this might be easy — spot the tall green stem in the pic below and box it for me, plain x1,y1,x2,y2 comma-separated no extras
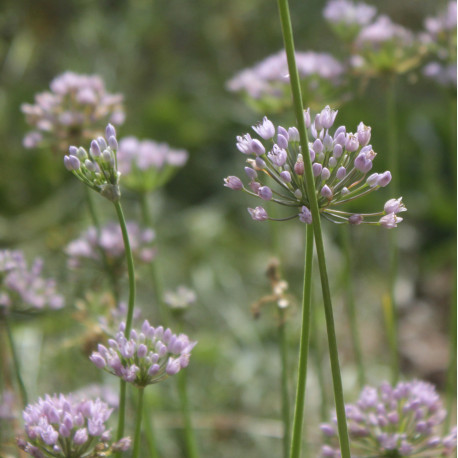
340,226,365,388
276,0,351,456
289,225,314,458
139,193,168,325
177,370,199,458
143,391,160,458
386,75,400,384
278,307,291,458
132,388,145,458
113,200,136,444
4,315,28,407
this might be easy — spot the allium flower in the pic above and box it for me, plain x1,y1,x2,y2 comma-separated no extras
227,50,344,110
117,136,189,193
65,221,155,272
164,286,197,311
22,72,124,153
323,0,377,40
90,320,197,387
64,124,121,202
224,107,405,228
320,380,457,457
0,250,64,312
353,15,425,75
17,393,130,458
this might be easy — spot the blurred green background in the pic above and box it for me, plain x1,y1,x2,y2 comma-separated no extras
0,0,456,456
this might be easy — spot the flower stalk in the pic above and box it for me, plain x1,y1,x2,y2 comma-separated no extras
132,388,145,458
275,0,351,456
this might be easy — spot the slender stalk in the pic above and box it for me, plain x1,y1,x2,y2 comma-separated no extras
177,370,199,458
139,192,168,325
340,226,365,388
113,201,136,336
113,200,136,444
132,388,145,458
143,391,160,458
386,75,400,384
4,315,28,407
275,0,351,455
278,307,291,458
289,225,314,458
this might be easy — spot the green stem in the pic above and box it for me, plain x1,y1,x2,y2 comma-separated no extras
444,274,457,434
4,315,28,407
177,370,199,458
113,201,136,336
278,307,291,458
139,192,168,325
113,200,136,445
132,388,145,458
143,391,160,458
340,226,365,388
276,0,350,456
386,75,400,385
289,225,314,458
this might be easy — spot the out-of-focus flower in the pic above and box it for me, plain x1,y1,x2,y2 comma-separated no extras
320,380,457,457
117,137,189,193
65,221,155,273
22,72,124,153
64,124,121,202
323,0,377,40
17,393,130,458
227,50,345,111
164,286,196,312
0,389,17,420
90,320,196,387
0,250,64,313
421,1,457,87
72,384,119,409
224,107,404,228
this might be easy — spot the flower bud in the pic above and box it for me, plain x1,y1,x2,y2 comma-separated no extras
90,140,101,157
294,155,304,175
277,134,288,149
251,139,265,156
376,171,392,187
224,176,243,190
248,206,268,221
253,116,275,140
357,122,371,146
321,185,333,199
313,163,322,176
258,186,273,200
106,123,116,140
244,167,257,180
64,155,81,171
336,166,346,180
280,170,292,182
299,206,312,224
345,133,359,152
321,167,331,180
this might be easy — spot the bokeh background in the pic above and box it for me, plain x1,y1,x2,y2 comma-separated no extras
0,0,456,456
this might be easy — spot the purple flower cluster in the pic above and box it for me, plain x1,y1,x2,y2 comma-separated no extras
224,106,405,228
0,250,64,312
323,0,377,28
117,136,189,193
320,380,457,457
421,1,457,87
90,320,197,387
227,50,344,102
22,72,124,152
18,393,130,458
65,221,155,270
64,124,121,202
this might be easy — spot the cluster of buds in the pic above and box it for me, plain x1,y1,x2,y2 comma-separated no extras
224,106,406,228
22,72,124,152
117,136,189,193
65,221,155,271
17,393,130,458
0,249,64,313
227,50,344,111
320,380,457,457
64,124,121,202
90,320,197,387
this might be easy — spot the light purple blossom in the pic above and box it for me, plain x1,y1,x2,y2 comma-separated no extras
323,0,377,27
64,124,121,202
65,221,155,272
18,393,130,457
0,250,64,312
90,320,197,387
225,107,404,227
320,380,456,457
22,72,124,153
117,136,189,193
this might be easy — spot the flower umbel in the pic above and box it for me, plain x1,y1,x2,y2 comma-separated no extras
320,380,457,457
17,393,131,458
22,72,124,152
90,320,197,387
225,107,405,228
64,124,121,202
